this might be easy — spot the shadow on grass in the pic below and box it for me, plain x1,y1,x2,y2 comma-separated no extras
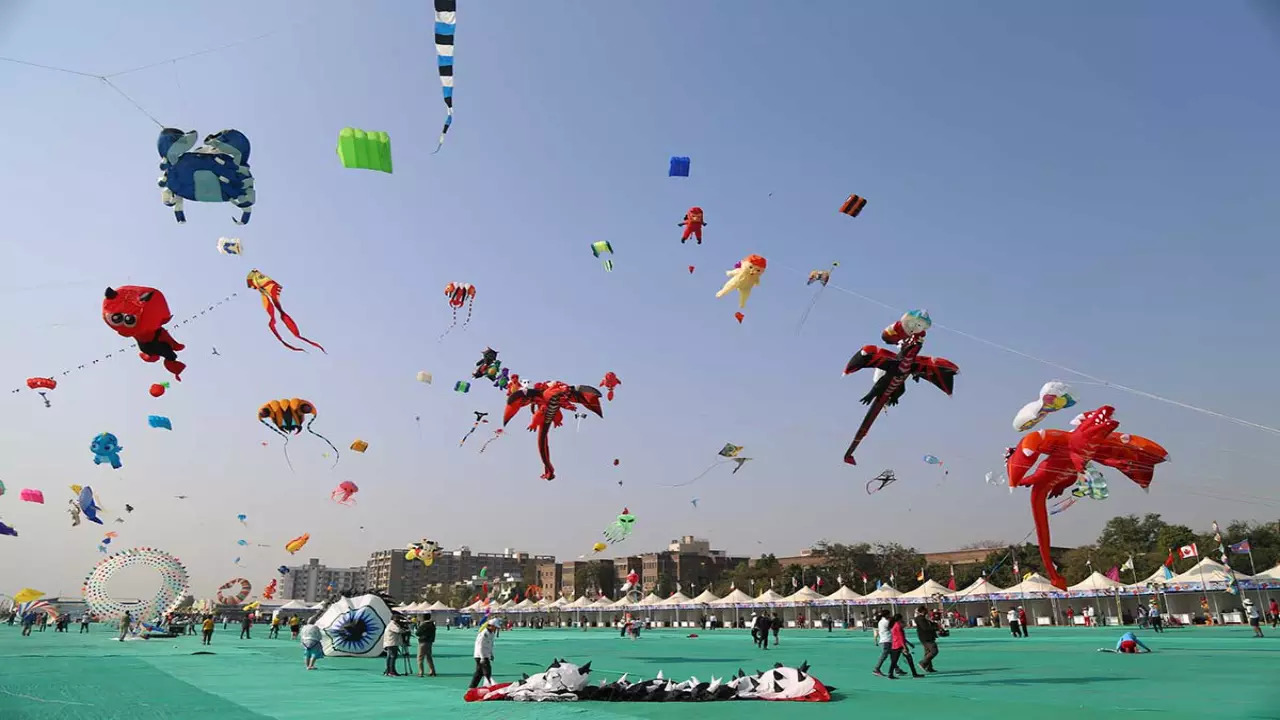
964,676,1133,686
928,667,1012,677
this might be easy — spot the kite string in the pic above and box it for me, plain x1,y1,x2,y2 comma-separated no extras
770,260,1280,437
99,78,164,128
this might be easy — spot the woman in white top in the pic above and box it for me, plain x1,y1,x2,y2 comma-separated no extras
299,618,324,670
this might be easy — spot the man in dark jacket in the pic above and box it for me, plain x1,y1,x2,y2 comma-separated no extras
914,606,940,673
416,613,437,677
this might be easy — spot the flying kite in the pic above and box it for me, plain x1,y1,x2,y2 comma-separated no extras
600,372,621,401
1012,381,1078,431
417,371,433,384
246,270,326,353
602,508,636,544
842,311,957,464
68,499,81,527
20,489,44,504
337,127,393,173
0,521,16,537
866,470,897,495
149,383,169,398
285,533,310,554
679,207,706,244
839,194,867,217
257,398,339,471
440,283,476,340
25,377,55,408
350,439,369,453
1006,405,1169,589
91,432,124,469
157,128,255,224
103,286,186,380
432,1,456,153
479,428,505,453
406,540,440,566
668,156,691,177
237,514,247,525
716,254,767,320
590,242,614,272
148,415,172,430
331,480,359,505
78,485,104,525
217,237,242,255
719,444,744,458
798,262,840,331
922,455,947,476
460,411,489,447
454,381,471,393
503,381,604,480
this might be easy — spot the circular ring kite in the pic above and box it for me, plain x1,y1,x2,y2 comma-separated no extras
216,578,252,605
82,547,190,622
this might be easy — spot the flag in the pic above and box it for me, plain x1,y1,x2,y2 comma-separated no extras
916,569,925,582
1178,544,1198,559
1013,559,1020,576
1163,550,1175,568
792,576,798,589
1162,565,1173,580
1120,555,1134,572
875,579,882,590
1229,540,1251,554
1106,566,1120,582
860,572,868,583
948,564,956,591
1086,558,1093,568
889,572,895,585
816,576,824,588
837,574,844,586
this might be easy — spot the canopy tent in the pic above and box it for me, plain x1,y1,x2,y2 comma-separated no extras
689,589,721,604
659,592,692,606
900,579,951,599
635,593,664,607
783,586,825,604
861,584,903,600
1000,573,1064,596
949,577,1004,600
512,598,536,610
589,596,615,608
565,596,594,609
1253,564,1280,582
546,596,570,608
753,589,787,604
276,599,312,611
1166,558,1254,587
1068,572,1127,593
711,589,755,606
424,600,453,612
823,586,863,602
609,596,632,608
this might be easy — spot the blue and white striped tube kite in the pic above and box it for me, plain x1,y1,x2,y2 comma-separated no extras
433,1,456,153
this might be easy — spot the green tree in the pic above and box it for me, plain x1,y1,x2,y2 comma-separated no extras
1097,513,1166,552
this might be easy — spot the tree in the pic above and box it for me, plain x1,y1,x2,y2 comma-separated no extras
1097,513,1166,552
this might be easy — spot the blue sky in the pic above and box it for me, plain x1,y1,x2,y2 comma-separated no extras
1,1,1278,598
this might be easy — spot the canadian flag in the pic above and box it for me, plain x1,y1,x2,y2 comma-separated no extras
1178,543,1199,559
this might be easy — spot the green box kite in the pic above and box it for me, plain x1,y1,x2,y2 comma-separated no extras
337,127,393,173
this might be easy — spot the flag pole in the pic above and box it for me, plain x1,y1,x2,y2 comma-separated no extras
1192,553,1220,622
1246,543,1266,609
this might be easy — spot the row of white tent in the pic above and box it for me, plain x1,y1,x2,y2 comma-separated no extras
393,559,1279,613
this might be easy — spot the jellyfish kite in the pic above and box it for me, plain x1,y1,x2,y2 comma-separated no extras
103,286,186,380
331,480,359,505
439,282,477,340
157,128,254,224
246,270,326,353
603,508,636,544
258,398,339,471
591,242,614,272
1006,405,1169,590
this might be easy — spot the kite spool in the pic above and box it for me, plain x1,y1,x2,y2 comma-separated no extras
82,548,190,622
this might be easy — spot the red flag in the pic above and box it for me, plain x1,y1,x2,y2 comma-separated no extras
1178,543,1199,559
1105,566,1121,582
948,564,956,591
1164,550,1175,568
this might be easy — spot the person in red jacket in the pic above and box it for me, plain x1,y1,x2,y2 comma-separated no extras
887,614,925,679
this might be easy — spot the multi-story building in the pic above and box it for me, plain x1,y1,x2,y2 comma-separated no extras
283,558,368,602
536,561,562,599
560,559,616,598
366,547,554,601
632,536,748,596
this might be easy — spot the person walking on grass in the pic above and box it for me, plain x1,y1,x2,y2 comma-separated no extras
771,612,781,645
1269,597,1278,629
383,614,405,676
269,615,281,638
914,606,940,673
1244,599,1264,638
872,610,894,677
469,618,499,689
1148,603,1163,633
300,615,324,670
416,613,437,677
290,614,301,640
1017,606,1030,637
79,612,91,634
1007,606,1021,638
117,611,132,641
202,615,215,645
239,614,253,640
888,613,925,679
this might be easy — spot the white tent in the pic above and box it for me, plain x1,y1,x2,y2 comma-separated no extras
277,599,313,611
783,586,825,604
823,586,863,602
660,592,692,606
547,596,570,608
635,593,663,607
1068,572,1127,593
754,589,787,604
712,589,755,606
609,596,632,608
566,596,594,608
589,596,615,608
862,584,903,600
901,580,952,599
689,589,721,604
1002,573,1064,595
512,598,536,610
1253,564,1280,582
949,577,1003,600
1167,558,1254,587
425,601,453,612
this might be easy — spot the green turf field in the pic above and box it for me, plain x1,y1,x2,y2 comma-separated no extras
1,623,1275,719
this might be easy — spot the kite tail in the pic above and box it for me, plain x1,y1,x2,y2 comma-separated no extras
276,306,327,354
660,459,728,488
795,286,826,333
460,298,474,329
438,308,458,342
263,299,306,352
260,418,295,474
305,417,340,468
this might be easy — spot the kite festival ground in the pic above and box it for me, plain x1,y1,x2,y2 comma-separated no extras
1,624,1275,719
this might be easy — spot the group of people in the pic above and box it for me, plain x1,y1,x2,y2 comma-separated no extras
872,607,941,679
1007,606,1031,637
749,611,782,648
378,612,441,678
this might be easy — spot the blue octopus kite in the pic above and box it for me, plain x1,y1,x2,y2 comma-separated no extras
157,128,255,225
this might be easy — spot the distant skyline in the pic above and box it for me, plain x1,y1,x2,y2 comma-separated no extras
1,1,1278,600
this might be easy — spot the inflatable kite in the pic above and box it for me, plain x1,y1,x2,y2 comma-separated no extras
103,286,186,380
285,533,310,554
1006,405,1169,589
715,254,767,317
417,371,433,384
216,578,252,605
591,542,607,554
331,480,359,505
841,311,957,465
440,282,476,340
258,398,339,470
0,520,17,537
839,194,867,217
669,156,691,177
1012,381,1078,431
679,207,706,244
317,593,393,658
149,382,169,397
922,455,947,476
14,588,43,605
503,381,604,480
350,439,369,453
465,660,831,702
406,540,440,566
78,485,104,525
600,372,621,401
798,262,840,331
591,241,614,272
157,128,254,224
148,415,172,430
82,548,190,623
262,579,278,600
20,488,43,504
217,237,242,255
432,0,456,153
602,508,636,544
454,380,471,393
14,600,58,623
25,377,55,407
246,270,326,353
91,432,124,469
337,127,393,172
